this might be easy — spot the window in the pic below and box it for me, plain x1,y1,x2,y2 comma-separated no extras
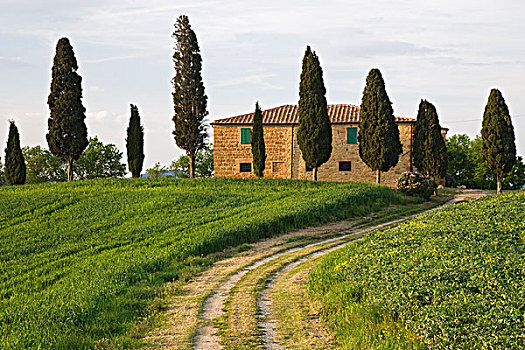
346,127,357,144
272,162,284,173
339,161,351,171
240,128,251,144
239,163,252,173
305,164,313,172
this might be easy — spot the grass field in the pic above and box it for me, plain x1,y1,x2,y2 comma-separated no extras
0,177,404,349
309,191,525,349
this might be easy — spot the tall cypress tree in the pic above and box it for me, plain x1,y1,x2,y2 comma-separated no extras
297,46,332,181
358,68,402,184
4,120,26,185
481,89,516,194
251,102,266,177
47,37,88,181
172,15,208,179
413,100,448,193
126,104,145,178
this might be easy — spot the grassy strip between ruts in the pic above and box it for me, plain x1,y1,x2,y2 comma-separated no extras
309,191,525,349
271,255,335,349
214,195,450,350
215,240,345,349
0,177,404,349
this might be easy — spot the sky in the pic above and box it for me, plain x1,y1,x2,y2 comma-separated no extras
1,0,525,171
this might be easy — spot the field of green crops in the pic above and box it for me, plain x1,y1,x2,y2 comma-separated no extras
0,177,403,349
309,191,525,349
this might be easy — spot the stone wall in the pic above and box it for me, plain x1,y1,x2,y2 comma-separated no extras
213,122,414,187
214,125,293,178
292,123,413,186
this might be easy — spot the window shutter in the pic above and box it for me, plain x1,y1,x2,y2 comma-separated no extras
347,127,357,144
240,128,251,144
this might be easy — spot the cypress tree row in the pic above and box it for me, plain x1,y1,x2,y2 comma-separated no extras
172,15,208,179
47,37,88,182
358,68,402,184
126,104,145,178
251,102,266,177
413,100,448,193
4,120,26,185
297,46,332,181
481,89,516,194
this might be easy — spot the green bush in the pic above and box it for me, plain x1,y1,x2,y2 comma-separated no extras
397,172,436,199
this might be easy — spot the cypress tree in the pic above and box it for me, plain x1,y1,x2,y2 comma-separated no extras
172,15,208,179
126,104,145,178
47,37,88,181
4,120,26,185
251,102,266,177
358,68,402,184
413,100,448,194
481,89,516,194
297,46,332,181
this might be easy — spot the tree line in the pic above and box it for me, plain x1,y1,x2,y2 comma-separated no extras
447,134,524,190
2,15,518,194
2,15,208,185
250,45,516,194
252,47,445,186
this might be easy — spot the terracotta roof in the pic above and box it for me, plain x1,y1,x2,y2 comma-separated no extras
211,104,415,125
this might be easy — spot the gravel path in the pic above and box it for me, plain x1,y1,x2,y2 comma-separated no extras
256,194,484,349
145,191,489,349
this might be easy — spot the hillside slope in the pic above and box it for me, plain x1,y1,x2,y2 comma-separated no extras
310,191,525,349
0,178,400,348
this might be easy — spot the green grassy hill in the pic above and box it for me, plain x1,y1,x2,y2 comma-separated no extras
0,178,401,349
309,191,525,349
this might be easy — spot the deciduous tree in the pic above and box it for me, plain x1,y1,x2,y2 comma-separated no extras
447,134,524,190
146,162,169,179
358,69,402,184
297,46,332,181
481,89,516,193
23,146,66,183
170,145,214,178
172,15,208,179
4,120,26,185
47,37,88,181
74,137,126,180
251,102,266,177
446,134,473,183
126,104,145,178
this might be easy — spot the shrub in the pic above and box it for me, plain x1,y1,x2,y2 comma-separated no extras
396,172,436,199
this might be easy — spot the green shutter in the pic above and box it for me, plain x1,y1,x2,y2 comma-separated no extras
240,128,251,144
347,127,357,144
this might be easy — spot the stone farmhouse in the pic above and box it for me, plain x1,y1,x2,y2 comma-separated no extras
212,104,447,186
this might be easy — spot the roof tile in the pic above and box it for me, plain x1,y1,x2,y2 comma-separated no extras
212,104,414,125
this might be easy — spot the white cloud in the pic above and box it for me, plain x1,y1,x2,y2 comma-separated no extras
216,73,281,89
87,110,126,124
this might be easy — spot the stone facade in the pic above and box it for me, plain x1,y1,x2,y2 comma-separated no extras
213,122,415,187
212,104,448,187
213,124,294,179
